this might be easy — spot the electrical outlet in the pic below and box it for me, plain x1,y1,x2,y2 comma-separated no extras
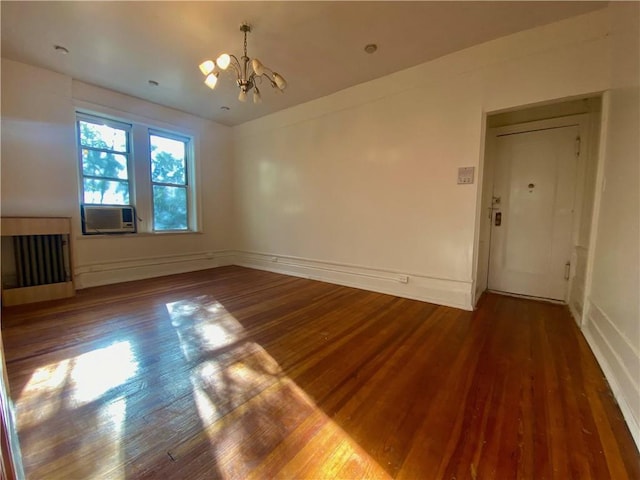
398,275,409,284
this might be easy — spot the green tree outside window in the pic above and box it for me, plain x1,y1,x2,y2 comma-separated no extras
150,134,189,231
79,119,130,204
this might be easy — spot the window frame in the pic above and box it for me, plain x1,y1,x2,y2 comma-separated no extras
76,113,133,206
74,109,200,235
148,129,193,232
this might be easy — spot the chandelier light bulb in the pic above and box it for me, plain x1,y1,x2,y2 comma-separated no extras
238,89,248,102
216,53,231,70
273,73,287,90
253,89,262,104
204,73,218,89
252,58,265,76
199,60,215,76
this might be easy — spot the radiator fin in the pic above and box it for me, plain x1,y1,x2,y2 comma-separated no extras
13,234,68,287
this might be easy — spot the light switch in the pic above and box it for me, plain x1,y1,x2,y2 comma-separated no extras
457,166,475,184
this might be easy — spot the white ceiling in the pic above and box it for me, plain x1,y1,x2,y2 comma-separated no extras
1,1,606,126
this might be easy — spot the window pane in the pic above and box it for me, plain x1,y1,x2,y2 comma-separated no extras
153,185,187,230
79,121,128,152
84,179,130,205
82,149,128,179
150,134,186,185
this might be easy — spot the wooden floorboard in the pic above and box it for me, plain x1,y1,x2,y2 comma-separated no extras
2,266,638,479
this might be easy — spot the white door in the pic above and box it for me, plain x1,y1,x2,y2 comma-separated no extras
488,125,578,301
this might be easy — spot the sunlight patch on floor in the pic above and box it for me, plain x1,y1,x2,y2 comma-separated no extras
16,342,137,479
70,341,138,405
18,359,70,429
167,298,243,361
168,296,391,479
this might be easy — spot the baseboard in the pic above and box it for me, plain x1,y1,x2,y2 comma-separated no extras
233,250,474,310
74,250,235,288
583,298,640,450
75,250,474,309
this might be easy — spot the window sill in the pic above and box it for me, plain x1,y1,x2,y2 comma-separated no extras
76,230,203,240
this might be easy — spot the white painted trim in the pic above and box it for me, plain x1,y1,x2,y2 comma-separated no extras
0,348,25,480
472,110,488,307
569,244,589,324
73,98,200,138
569,301,582,326
581,92,610,328
75,250,235,288
74,250,473,309
583,298,640,451
492,113,588,137
233,251,474,310
569,280,585,322
587,300,640,394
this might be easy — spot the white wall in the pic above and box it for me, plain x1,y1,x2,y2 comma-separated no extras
1,59,235,288
233,9,610,309
583,3,640,448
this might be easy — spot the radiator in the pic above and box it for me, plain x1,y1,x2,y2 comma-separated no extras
13,234,69,287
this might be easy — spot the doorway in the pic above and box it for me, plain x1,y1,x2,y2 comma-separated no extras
488,124,579,300
476,97,602,311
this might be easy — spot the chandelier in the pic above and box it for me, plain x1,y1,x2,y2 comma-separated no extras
198,24,287,103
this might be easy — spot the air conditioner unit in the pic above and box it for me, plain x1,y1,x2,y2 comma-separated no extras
82,205,136,234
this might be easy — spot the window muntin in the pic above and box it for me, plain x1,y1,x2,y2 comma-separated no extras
149,132,190,231
78,116,131,205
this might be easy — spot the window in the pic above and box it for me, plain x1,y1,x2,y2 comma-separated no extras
150,132,189,231
76,112,197,234
78,115,131,205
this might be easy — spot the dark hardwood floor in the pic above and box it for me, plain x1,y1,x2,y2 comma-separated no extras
1,266,638,479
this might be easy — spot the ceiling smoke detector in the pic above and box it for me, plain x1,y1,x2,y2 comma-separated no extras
364,44,378,54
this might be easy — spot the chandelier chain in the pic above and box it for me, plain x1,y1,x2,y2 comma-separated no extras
243,29,248,59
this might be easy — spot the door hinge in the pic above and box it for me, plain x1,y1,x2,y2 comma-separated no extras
564,261,571,281
575,136,581,157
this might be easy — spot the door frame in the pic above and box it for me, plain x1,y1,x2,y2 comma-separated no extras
474,112,595,308
0,329,24,480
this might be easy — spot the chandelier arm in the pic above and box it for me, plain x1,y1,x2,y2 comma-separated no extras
256,66,283,89
226,55,242,76
254,72,278,89
251,61,276,78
